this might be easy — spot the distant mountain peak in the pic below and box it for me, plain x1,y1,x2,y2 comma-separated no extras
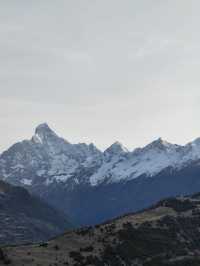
144,137,174,151
32,123,58,144
190,137,200,146
104,141,129,156
35,123,56,135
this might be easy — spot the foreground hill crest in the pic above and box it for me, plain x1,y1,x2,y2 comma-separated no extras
3,193,200,266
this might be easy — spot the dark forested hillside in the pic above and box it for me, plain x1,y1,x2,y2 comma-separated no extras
2,193,200,265
0,180,71,245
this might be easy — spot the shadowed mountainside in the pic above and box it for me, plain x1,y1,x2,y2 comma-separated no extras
2,193,200,265
0,180,72,245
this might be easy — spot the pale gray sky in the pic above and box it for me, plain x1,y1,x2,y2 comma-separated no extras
1,0,200,151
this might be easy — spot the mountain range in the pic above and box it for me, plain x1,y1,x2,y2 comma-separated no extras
1,123,200,225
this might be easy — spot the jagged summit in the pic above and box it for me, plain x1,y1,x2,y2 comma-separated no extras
35,123,54,134
104,141,129,155
32,123,59,144
144,137,175,150
189,137,200,147
34,123,57,136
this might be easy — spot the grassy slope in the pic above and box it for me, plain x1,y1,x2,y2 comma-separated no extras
1,195,200,265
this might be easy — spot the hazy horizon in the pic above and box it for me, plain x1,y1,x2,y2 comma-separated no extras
1,1,200,151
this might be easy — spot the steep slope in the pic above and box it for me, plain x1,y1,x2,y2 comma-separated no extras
39,160,200,225
91,137,200,185
0,123,102,188
0,180,71,245
1,123,200,225
2,194,200,266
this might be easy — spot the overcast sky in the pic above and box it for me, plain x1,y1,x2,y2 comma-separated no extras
0,0,200,151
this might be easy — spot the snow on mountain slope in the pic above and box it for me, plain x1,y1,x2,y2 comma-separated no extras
0,123,103,187
90,138,180,185
1,123,200,189
90,137,200,185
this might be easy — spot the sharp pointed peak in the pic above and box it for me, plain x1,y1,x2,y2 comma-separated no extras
35,123,53,133
188,137,200,147
153,137,168,145
105,141,129,154
32,123,58,144
144,137,174,151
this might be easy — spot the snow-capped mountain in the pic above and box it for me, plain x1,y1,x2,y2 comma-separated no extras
0,123,103,187
1,123,200,225
90,137,200,186
1,123,200,189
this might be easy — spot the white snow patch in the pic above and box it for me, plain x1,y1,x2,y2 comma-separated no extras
21,178,32,186
32,133,43,144
54,174,72,182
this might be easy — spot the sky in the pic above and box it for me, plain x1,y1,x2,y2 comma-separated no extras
0,0,200,152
